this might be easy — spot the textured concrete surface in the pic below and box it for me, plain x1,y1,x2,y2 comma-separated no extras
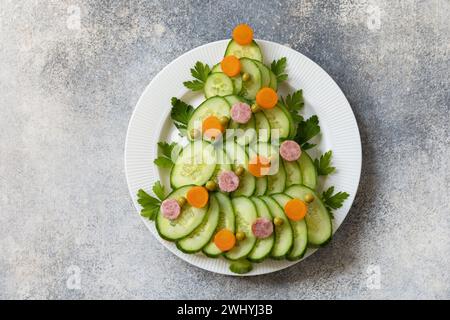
0,0,449,299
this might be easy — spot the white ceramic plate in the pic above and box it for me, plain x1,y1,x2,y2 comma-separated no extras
125,40,362,276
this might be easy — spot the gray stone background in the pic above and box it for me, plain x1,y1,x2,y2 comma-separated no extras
0,0,449,299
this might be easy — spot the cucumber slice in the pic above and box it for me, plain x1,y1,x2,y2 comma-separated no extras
259,196,293,259
254,111,271,142
170,141,217,188
232,170,256,197
298,151,317,190
253,176,267,196
269,70,278,91
225,197,258,260
203,192,236,257
239,58,262,100
285,185,332,246
204,72,234,98
210,149,232,184
225,40,263,62
248,141,278,161
266,159,286,195
223,141,256,197
277,103,296,139
248,197,275,262
187,97,230,139
284,159,302,187
271,193,308,260
253,60,271,88
229,115,256,146
224,140,248,167
176,194,220,253
156,186,209,241
212,65,242,95
262,106,291,139
223,94,244,107
229,259,253,274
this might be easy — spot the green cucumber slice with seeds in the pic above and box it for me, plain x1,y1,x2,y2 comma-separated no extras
229,115,257,146
212,64,243,95
266,159,286,195
271,193,308,260
262,106,291,140
284,159,302,187
232,169,256,197
254,111,271,142
224,197,258,260
223,94,244,106
203,192,236,257
285,185,332,246
187,97,230,139
156,186,209,241
223,141,256,197
253,60,271,88
247,197,275,262
298,151,317,190
204,72,234,98
239,58,262,100
225,40,263,62
176,193,220,253
269,70,278,91
210,149,232,184
253,176,268,196
277,103,297,139
259,196,293,259
170,141,217,188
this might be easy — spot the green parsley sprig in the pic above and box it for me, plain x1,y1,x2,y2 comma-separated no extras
170,97,194,136
321,186,349,218
183,61,211,91
137,181,166,221
314,151,336,176
271,57,288,84
294,115,321,150
154,141,181,169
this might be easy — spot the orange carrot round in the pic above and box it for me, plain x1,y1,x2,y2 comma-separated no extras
284,198,307,221
248,156,271,178
202,115,224,139
214,229,236,252
256,87,278,109
221,56,241,77
232,24,254,45
186,186,209,208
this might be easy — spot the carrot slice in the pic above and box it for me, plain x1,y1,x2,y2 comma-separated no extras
248,156,271,177
284,198,307,221
232,24,254,45
221,56,241,77
202,115,224,139
186,186,209,208
214,229,236,252
256,87,278,109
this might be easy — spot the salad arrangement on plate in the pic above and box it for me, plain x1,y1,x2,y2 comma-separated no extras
137,24,349,274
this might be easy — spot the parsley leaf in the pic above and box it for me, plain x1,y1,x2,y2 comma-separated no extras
152,181,165,201
183,80,205,91
183,61,211,91
154,141,181,169
137,189,161,221
279,89,304,134
170,97,194,136
321,186,349,216
314,151,336,176
271,57,288,84
294,115,320,149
